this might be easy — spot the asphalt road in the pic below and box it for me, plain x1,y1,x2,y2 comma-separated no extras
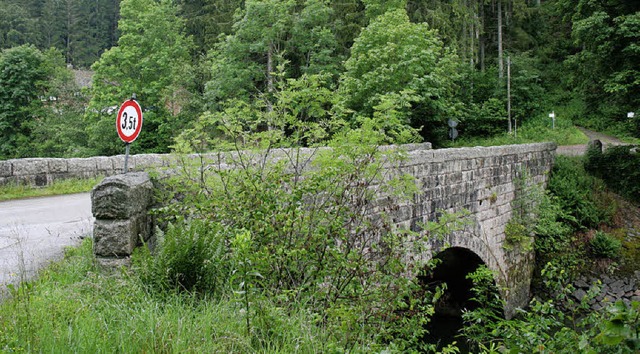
0,193,93,294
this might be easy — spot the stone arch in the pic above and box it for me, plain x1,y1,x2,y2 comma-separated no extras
423,223,514,317
420,246,503,349
421,247,497,316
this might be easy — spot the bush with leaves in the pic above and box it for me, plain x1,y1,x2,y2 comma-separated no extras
596,300,640,351
547,156,613,230
133,218,230,296
148,90,470,350
461,262,640,353
589,231,622,260
585,145,640,205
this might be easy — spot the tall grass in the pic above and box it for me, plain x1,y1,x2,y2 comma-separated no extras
0,176,102,201
0,240,342,353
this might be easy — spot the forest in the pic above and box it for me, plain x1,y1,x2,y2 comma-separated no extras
0,0,638,159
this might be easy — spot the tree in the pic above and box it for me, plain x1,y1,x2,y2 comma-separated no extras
87,0,192,155
337,7,458,144
0,1,39,48
564,1,640,134
1,0,120,68
27,48,92,157
176,0,243,55
0,45,51,158
205,0,339,111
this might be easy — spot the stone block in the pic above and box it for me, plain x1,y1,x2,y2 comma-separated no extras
0,160,12,177
91,172,153,219
12,158,48,176
132,154,163,170
111,155,126,173
48,159,68,173
95,156,114,174
93,216,147,257
68,158,97,176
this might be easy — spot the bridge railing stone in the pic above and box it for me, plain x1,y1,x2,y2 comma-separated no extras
91,172,154,266
0,144,434,187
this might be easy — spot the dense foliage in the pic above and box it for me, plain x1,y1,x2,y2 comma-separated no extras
585,144,640,204
0,0,119,68
138,94,464,351
86,0,192,156
462,263,640,353
0,0,638,159
0,45,89,158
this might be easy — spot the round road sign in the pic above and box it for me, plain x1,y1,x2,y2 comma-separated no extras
116,99,143,143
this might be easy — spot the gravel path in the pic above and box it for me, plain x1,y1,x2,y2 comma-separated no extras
556,127,628,156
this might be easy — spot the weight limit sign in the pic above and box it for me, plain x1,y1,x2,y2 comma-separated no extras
116,99,143,143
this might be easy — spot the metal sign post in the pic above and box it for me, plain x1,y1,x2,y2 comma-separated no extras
124,143,131,174
116,94,143,174
549,111,555,129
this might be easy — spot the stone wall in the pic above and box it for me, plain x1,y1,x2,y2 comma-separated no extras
571,272,640,311
0,143,432,187
0,155,165,186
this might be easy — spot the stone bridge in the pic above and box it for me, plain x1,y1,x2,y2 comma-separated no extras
4,142,556,318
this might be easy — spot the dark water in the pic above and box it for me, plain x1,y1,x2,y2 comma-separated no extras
424,313,470,353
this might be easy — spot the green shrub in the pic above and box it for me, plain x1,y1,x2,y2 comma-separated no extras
548,156,612,230
133,218,230,295
533,193,575,256
148,103,477,350
585,145,640,204
461,262,635,353
590,231,622,260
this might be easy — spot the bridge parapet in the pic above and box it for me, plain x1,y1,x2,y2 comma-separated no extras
0,143,434,187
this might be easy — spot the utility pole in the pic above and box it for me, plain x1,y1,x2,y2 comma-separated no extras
507,56,512,135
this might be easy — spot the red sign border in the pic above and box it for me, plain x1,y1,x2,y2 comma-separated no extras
116,99,143,143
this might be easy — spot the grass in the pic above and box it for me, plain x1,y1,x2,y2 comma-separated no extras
0,240,341,353
0,176,103,201
447,113,588,148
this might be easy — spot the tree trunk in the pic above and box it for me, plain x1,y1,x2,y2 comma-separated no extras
66,0,72,65
497,0,504,79
266,40,274,114
471,3,477,69
479,2,485,71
